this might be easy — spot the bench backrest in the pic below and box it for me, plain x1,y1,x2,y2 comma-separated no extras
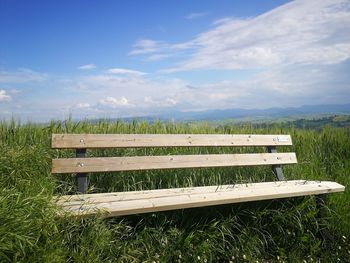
52,134,296,193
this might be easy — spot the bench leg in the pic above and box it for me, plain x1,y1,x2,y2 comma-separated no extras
77,173,88,194
316,194,331,242
76,148,88,194
267,146,285,181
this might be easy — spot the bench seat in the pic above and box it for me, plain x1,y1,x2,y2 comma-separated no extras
55,180,344,217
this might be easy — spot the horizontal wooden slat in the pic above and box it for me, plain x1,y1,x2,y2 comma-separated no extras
52,134,293,148
52,152,297,174
54,180,307,207
55,180,345,217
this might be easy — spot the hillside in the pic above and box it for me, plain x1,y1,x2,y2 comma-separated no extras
1,119,349,262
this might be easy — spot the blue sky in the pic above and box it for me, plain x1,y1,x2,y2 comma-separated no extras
0,0,349,121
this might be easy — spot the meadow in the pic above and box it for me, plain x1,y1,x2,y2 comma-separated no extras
0,119,349,262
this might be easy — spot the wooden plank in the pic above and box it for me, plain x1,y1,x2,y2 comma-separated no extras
54,180,312,207
52,134,293,149
55,182,275,206
55,180,345,217
52,152,297,174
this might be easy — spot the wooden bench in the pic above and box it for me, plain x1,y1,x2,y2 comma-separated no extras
52,134,345,217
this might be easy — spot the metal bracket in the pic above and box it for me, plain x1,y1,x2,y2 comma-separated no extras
267,146,285,181
76,148,88,193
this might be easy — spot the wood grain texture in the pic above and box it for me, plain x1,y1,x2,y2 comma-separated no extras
52,152,297,174
55,182,280,207
55,180,345,217
52,134,293,149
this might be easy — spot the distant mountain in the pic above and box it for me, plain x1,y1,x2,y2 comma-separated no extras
145,103,350,122
88,104,350,124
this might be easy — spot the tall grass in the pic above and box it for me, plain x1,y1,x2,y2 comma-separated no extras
0,119,349,262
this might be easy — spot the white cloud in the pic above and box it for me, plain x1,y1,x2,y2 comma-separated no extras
76,103,91,109
64,58,349,114
147,54,174,61
129,39,165,55
179,0,350,70
144,96,177,107
131,0,350,71
66,73,188,113
1,62,349,121
0,68,47,83
290,43,350,65
99,96,133,108
186,12,208,20
78,64,96,70
212,17,233,25
106,68,146,76
0,90,11,102
129,38,197,60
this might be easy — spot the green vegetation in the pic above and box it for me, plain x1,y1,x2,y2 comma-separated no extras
1,119,349,262
205,114,350,129
285,115,350,129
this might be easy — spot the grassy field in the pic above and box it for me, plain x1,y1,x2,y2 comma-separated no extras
0,119,349,262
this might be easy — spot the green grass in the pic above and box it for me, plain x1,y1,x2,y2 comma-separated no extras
0,119,349,262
